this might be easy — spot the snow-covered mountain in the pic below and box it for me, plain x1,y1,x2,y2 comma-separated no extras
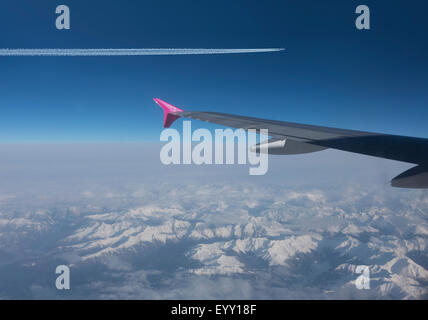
0,144,426,299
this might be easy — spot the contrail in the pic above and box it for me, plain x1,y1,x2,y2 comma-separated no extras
0,48,284,56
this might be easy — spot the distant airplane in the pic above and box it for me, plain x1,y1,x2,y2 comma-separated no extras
154,98,428,188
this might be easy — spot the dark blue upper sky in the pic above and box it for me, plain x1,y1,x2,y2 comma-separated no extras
0,0,427,141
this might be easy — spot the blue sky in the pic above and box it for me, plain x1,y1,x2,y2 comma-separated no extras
0,0,427,141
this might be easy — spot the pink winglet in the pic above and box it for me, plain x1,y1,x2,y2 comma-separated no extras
153,98,184,128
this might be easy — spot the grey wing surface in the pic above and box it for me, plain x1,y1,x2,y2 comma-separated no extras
178,111,428,166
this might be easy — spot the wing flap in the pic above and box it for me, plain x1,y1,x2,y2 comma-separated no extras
250,138,328,155
391,165,428,188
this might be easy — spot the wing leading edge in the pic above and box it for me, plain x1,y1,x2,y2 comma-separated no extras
154,98,428,188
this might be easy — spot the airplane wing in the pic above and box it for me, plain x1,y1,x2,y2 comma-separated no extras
154,98,428,188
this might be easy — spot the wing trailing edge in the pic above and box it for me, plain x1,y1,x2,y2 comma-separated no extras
391,165,428,188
